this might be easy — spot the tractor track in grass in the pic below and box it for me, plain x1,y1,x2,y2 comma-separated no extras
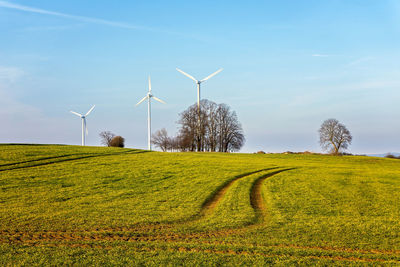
122,167,284,229
0,168,291,245
199,167,279,216
0,168,292,243
84,167,283,230
0,168,280,244
249,168,296,223
0,154,87,167
1,165,400,263
0,150,148,172
170,167,281,225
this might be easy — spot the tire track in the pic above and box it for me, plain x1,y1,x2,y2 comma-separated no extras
142,168,294,235
0,167,283,242
249,168,296,223
2,165,400,263
0,154,87,167
0,150,148,172
0,168,292,240
199,167,279,216
154,167,280,226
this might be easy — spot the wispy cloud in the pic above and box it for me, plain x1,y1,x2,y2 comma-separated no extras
22,24,82,32
0,1,151,30
0,1,204,40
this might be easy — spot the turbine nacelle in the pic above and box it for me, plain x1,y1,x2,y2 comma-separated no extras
176,68,223,85
176,67,223,109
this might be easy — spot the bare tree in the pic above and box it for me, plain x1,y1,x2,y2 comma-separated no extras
99,131,116,147
178,104,199,151
203,100,219,152
319,119,352,154
216,104,245,152
151,128,170,152
175,131,193,152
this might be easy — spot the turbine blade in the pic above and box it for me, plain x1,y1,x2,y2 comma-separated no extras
70,111,82,117
176,68,197,82
85,105,95,116
152,96,166,104
200,68,223,82
136,96,148,106
148,76,152,92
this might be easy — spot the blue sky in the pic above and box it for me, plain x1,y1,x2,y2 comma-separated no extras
0,0,399,153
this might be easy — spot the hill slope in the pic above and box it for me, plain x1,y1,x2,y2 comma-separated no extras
1,144,400,265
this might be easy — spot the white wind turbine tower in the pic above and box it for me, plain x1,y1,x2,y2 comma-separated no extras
70,105,95,146
136,76,166,150
176,68,223,112
176,68,223,151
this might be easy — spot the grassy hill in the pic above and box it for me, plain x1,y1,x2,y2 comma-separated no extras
1,144,400,265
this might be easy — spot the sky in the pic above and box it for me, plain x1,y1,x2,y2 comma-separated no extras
0,0,399,154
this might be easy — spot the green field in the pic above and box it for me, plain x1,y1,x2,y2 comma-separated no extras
1,144,400,265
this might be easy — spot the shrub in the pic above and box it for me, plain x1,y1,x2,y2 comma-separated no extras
341,152,353,156
110,136,125,148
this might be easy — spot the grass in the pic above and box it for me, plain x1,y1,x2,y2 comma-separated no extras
0,144,400,265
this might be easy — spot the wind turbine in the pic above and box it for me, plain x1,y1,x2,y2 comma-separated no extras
176,68,222,151
176,68,223,111
70,105,95,146
136,76,166,150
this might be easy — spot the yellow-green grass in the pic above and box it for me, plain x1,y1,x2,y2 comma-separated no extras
0,144,400,265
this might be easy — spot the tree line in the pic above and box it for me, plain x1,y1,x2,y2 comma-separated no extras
152,99,245,152
99,102,356,155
